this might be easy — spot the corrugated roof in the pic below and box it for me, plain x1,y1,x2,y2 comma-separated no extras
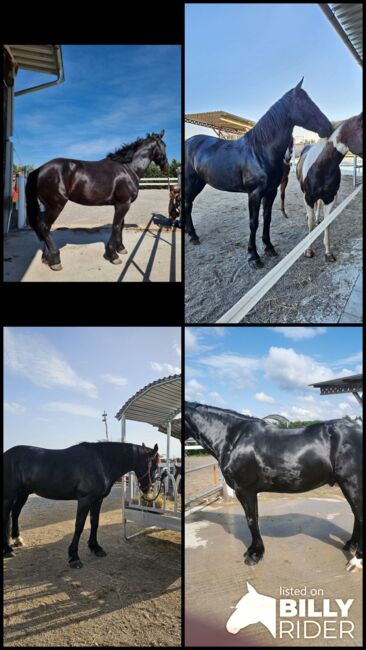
311,373,363,387
185,111,255,136
158,418,181,440
310,373,363,396
115,375,181,432
7,44,62,75
319,4,362,66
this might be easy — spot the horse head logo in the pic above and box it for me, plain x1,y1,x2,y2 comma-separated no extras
226,582,276,638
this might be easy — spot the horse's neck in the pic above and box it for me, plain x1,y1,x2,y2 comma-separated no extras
99,442,136,477
129,145,155,177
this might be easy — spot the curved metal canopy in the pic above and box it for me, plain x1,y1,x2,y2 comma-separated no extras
115,375,181,434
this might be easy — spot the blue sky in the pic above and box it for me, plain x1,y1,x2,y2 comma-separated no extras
185,327,362,421
13,45,181,169
4,327,181,456
185,3,362,139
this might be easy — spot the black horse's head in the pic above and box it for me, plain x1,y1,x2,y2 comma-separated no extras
151,130,169,172
135,442,160,495
289,78,332,138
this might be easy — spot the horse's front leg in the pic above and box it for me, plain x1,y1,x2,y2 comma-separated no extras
303,196,316,258
247,189,263,268
236,488,264,565
88,498,107,557
262,188,278,256
68,496,91,568
105,200,131,264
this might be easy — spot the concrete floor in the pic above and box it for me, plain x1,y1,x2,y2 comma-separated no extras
4,190,181,282
185,495,362,647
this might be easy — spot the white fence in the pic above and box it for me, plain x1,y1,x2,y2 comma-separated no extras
139,177,178,187
185,443,231,515
217,183,362,323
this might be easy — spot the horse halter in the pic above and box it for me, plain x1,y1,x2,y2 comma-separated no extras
136,452,160,490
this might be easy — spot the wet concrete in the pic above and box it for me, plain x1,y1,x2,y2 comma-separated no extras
185,494,362,646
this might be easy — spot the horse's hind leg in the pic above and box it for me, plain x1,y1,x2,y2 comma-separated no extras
88,498,107,557
11,492,29,547
3,501,14,557
323,196,337,262
40,201,67,270
235,488,264,565
68,496,92,568
185,165,205,244
105,200,131,264
337,477,363,570
280,175,289,217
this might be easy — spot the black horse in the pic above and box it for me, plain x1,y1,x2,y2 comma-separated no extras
185,79,333,267
26,131,169,270
185,402,362,571
4,441,159,568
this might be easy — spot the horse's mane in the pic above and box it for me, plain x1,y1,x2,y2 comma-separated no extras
245,92,292,147
189,402,263,423
106,133,158,163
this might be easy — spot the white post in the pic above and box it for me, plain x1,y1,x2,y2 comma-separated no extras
17,173,26,228
166,420,171,472
121,415,126,442
353,155,357,187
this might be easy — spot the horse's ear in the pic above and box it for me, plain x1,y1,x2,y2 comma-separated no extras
142,442,145,448
159,130,165,138
295,77,304,90
153,443,158,452
247,582,257,594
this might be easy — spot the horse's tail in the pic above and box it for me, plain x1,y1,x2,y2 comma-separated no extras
25,168,43,239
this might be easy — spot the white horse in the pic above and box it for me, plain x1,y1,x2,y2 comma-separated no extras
226,582,276,637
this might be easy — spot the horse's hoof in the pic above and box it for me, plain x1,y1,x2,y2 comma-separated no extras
12,536,24,547
244,554,261,566
343,540,357,553
248,258,263,269
111,257,122,265
50,263,63,271
304,249,314,258
346,557,362,571
190,239,200,245
325,253,336,262
94,548,107,558
264,247,278,257
69,559,83,569
4,550,15,558
120,248,128,255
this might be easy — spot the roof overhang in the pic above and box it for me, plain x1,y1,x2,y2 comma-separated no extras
319,4,363,67
4,44,65,96
185,111,255,137
115,375,181,438
310,373,363,395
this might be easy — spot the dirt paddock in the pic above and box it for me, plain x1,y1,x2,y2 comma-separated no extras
185,456,362,647
185,175,362,323
4,486,181,647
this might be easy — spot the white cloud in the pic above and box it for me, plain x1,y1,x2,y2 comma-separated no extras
151,361,181,375
173,340,181,359
255,392,276,404
264,346,341,391
209,391,226,405
44,402,101,418
4,401,26,415
185,379,206,402
333,351,362,367
198,353,260,388
101,373,128,387
270,327,327,341
4,328,97,398
185,328,200,353
241,408,252,416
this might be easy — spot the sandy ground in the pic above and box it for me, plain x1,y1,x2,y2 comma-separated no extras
185,175,362,323
185,457,362,647
4,190,181,282
4,486,181,647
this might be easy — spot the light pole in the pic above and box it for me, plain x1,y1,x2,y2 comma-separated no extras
102,410,109,441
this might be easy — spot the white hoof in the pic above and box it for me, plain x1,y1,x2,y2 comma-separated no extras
346,556,362,571
12,536,24,547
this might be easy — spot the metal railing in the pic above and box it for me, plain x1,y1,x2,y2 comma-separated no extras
185,460,225,512
139,177,178,187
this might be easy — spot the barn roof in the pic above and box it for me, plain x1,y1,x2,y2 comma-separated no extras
115,374,181,438
319,4,362,66
185,110,255,137
4,44,64,96
310,373,363,394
